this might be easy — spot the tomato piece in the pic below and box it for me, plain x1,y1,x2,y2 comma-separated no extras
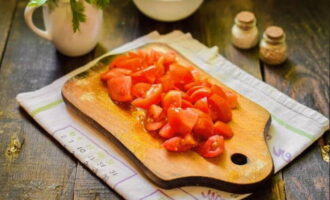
101,68,132,81
148,104,163,120
145,120,166,131
211,84,228,99
155,56,165,77
160,74,176,92
169,63,194,85
186,85,205,96
182,99,194,108
163,51,176,67
168,107,199,135
194,97,209,113
162,90,182,111
163,135,196,152
131,84,163,109
116,57,143,71
131,65,158,83
190,87,212,103
159,123,176,139
225,91,238,109
208,94,232,122
109,55,127,68
193,116,214,139
195,135,225,158
131,83,151,98
184,82,201,91
213,121,233,139
107,76,132,102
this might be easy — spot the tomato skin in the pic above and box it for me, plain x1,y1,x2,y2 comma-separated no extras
190,87,212,103
101,68,132,81
167,107,199,135
225,91,238,109
107,76,133,102
208,94,232,122
131,84,163,109
131,83,151,98
162,90,182,111
159,123,176,139
194,97,209,113
213,121,233,139
193,116,214,139
195,135,225,158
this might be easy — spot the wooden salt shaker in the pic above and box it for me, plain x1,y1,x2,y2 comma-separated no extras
259,26,288,65
231,11,259,49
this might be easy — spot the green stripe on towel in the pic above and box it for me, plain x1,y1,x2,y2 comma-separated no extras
272,115,314,140
31,99,64,117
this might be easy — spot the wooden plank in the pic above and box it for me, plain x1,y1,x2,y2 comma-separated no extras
0,1,94,199
256,0,329,199
0,0,17,63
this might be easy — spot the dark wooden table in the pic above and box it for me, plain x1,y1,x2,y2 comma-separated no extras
0,0,329,199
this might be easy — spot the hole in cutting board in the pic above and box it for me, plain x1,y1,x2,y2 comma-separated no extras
231,153,248,165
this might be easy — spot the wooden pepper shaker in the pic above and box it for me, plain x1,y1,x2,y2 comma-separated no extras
231,11,259,49
259,26,288,65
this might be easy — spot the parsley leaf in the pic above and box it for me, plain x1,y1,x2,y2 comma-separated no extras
70,0,86,32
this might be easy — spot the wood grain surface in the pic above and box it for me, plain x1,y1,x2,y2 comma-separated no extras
0,0,328,199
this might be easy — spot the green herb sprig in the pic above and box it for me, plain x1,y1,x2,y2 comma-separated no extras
28,0,109,32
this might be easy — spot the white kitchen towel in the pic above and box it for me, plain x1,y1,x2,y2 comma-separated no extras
16,31,329,200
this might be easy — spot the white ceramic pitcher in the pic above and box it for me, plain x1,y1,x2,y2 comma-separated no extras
24,0,103,57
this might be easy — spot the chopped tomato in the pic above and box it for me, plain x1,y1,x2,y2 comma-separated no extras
159,123,176,139
163,135,197,152
109,55,127,68
186,85,205,96
190,87,212,103
107,76,132,102
169,63,194,85
213,121,233,139
163,52,176,67
208,94,232,122
131,83,151,98
162,90,182,111
145,120,166,131
101,68,132,81
194,97,209,113
168,107,199,135
184,81,201,91
225,91,238,109
160,74,176,92
131,65,158,83
211,84,228,99
148,104,163,120
193,116,214,139
163,137,189,152
115,57,143,71
131,84,163,109
195,135,225,158
182,99,194,108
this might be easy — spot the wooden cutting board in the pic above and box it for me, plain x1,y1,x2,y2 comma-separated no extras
62,43,273,193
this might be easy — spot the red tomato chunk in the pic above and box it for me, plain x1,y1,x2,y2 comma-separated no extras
101,49,238,158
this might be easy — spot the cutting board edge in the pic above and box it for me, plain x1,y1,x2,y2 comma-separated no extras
62,89,274,194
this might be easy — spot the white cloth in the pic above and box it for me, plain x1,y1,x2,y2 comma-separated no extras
16,31,329,200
